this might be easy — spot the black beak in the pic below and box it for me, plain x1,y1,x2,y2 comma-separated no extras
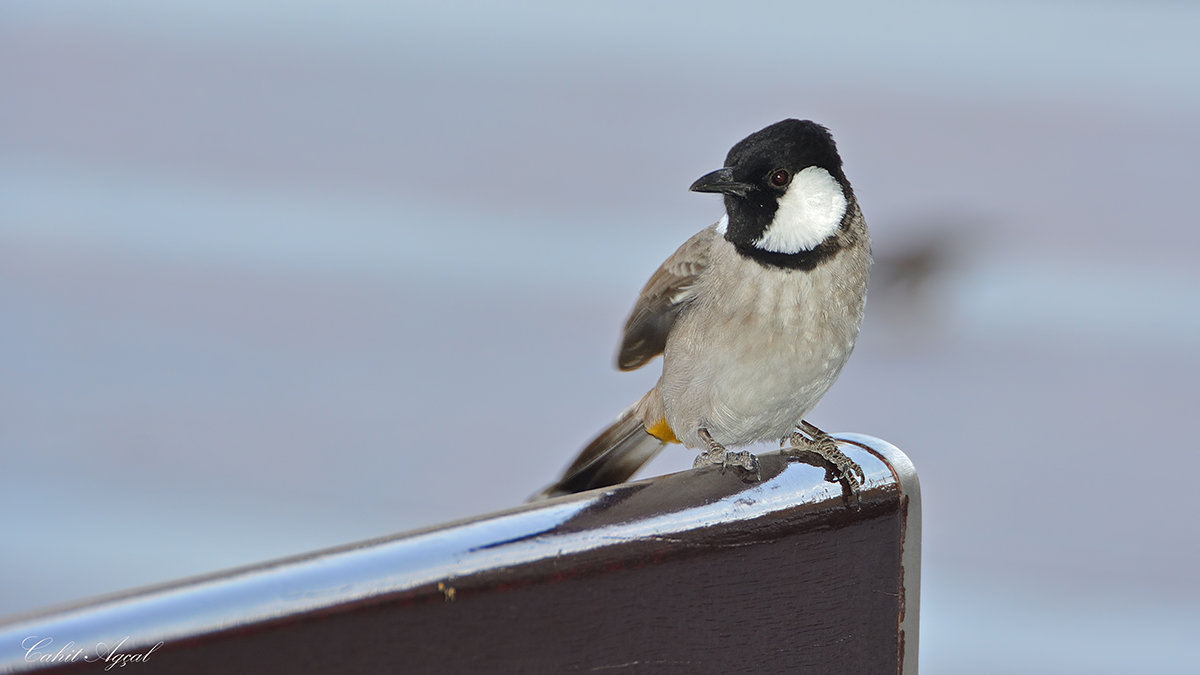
689,167,753,198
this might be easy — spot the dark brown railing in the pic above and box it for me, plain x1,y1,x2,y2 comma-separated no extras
1,433,919,674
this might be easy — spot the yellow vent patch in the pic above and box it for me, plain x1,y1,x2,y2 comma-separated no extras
645,418,680,444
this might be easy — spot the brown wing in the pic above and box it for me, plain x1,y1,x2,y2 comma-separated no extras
617,225,717,371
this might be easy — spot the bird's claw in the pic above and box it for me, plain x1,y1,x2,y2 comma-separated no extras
694,429,761,481
785,424,864,509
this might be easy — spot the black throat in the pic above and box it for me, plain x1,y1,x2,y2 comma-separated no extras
732,236,843,271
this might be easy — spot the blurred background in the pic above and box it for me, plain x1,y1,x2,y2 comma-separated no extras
2,1,1198,672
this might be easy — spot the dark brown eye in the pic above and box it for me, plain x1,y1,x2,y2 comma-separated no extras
769,169,791,187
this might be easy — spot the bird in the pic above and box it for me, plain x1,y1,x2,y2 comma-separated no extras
531,119,870,502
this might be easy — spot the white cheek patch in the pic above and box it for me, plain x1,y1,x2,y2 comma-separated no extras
715,214,729,234
753,166,847,254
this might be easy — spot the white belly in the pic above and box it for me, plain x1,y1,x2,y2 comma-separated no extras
659,240,867,448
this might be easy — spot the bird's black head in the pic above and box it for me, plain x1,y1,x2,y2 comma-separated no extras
690,119,853,269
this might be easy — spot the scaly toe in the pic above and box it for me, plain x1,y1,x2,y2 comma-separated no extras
726,451,761,481
693,449,722,469
722,450,750,470
785,432,865,509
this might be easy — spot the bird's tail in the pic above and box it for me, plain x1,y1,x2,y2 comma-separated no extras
529,402,666,502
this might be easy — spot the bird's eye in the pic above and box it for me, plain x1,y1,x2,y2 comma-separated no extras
769,169,791,187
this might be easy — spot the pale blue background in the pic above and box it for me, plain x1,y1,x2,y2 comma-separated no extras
3,2,1199,673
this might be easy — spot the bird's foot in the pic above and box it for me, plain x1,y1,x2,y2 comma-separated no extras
783,421,864,509
694,428,761,481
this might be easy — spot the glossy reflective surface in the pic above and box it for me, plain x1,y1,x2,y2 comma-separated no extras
1,435,919,674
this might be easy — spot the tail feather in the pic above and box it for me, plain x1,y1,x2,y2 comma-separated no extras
529,408,666,501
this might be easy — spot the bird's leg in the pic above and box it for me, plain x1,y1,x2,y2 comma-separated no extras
693,428,760,480
784,421,864,507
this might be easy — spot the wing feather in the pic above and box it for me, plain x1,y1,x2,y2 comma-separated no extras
617,225,717,371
